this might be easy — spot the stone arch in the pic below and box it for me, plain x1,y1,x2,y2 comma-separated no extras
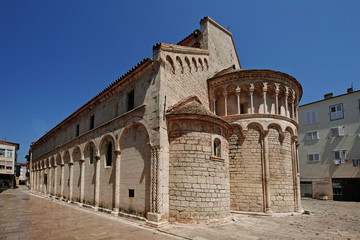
278,85,287,116
121,116,153,145
99,134,117,167
62,150,71,200
214,87,225,116
71,146,82,202
246,122,265,133
192,57,198,71
119,122,151,217
227,84,237,115
184,56,191,72
285,126,295,137
267,123,284,142
166,55,175,74
56,153,62,165
176,56,184,73
83,140,97,205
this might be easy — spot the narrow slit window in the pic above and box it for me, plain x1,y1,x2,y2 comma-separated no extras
129,189,134,197
127,90,135,111
89,115,95,130
213,138,221,157
106,142,112,167
76,124,80,137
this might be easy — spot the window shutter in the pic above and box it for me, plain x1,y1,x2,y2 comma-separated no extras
338,126,345,136
306,111,311,125
311,111,317,123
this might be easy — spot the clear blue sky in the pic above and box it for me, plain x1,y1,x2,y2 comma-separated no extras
1,0,359,162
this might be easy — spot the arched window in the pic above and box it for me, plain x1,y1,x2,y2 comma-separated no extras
106,142,112,166
89,146,94,164
213,138,221,157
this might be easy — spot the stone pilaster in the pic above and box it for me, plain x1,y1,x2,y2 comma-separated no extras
285,87,289,118
80,159,85,204
275,84,279,115
261,130,271,213
94,156,101,209
68,162,73,202
263,83,268,114
60,163,64,200
112,150,121,214
54,165,57,197
48,165,52,196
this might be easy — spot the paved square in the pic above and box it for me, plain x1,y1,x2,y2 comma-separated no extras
1,186,359,239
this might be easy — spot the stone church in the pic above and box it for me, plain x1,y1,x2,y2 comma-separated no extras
30,17,302,225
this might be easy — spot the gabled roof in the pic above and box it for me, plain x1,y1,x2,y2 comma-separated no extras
166,96,217,118
0,141,19,149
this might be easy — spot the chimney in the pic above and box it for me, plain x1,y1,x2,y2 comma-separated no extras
324,93,333,99
347,87,353,93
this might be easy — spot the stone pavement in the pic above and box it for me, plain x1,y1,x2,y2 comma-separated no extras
163,199,360,240
0,186,179,240
1,186,360,240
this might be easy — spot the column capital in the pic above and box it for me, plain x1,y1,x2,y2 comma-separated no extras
114,150,121,155
249,84,254,92
80,158,85,162
95,155,101,161
236,87,241,94
223,91,228,98
261,130,269,138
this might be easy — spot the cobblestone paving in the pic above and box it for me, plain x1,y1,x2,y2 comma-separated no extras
1,186,359,240
163,198,360,240
0,186,178,240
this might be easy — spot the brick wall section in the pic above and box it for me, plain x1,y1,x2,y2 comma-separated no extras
168,120,230,223
268,129,295,212
229,126,264,212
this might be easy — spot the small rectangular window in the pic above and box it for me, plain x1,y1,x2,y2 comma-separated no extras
6,166,12,170
333,150,347,160
76,124,80,137
330,103,344,120
127,90,135,111
0,165,5,169
0,149,5,157
129,189,134,197
306,131,319,140
305,110,317,125
6,150,13,158
308,153,320,162
331,126,345,137
89,115,95,130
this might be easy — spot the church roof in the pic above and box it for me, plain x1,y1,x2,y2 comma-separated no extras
166,96,217,117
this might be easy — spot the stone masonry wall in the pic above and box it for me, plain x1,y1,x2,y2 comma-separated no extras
268,129,295,212
168,120,230,223
229,126,264,212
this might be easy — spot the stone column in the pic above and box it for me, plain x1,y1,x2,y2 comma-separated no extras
68,162,73,202
250,84,254,114
261,130,271,213
291,136,301,213
223,91,228,116
296,106,299,123
54,164,57,197
112,150,121,214
263,83,268,114
236,87,241,114
291,97,295,120
39,166,43,194
275,85,279,115
48,164,52,196
147,146,163,225
60,163,65,200
94,156,101,209
80,159,85,204
285,88,289,118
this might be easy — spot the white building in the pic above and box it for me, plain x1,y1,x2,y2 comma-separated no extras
298,88,360,201
0,141,20,188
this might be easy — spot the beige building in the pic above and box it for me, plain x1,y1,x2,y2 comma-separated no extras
299,89,360,201
0,141,19,188
30,17,302,225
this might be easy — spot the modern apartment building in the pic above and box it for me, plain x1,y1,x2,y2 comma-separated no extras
299,88,360,201
0,141,20,188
